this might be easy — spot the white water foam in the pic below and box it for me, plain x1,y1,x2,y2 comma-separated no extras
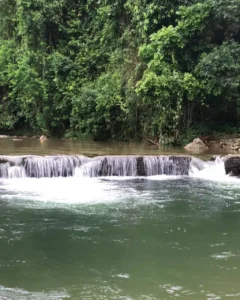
114,274,130,279
0,155,240,207
211,251,236,260
189,157,240,183
0,285,70,300
0,177,135,204
0,169,239,207
146,175,182,181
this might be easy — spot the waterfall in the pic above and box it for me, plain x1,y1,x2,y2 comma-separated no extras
0,163,11,178
8,166,26,178
24,155,88,178
0,154,229,179
0,155,192,178
78,156,138,177
143,156,191,176
189,156,227,179
76,156,191,177
0,162,26,178
0,155,88,178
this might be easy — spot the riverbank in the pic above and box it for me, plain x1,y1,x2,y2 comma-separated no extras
2,133,240,158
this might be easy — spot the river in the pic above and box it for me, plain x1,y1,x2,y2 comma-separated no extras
0,137,239,300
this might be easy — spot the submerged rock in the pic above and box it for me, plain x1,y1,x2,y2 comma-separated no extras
184,138,209,153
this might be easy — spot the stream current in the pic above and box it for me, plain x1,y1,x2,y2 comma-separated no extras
0,138,239,300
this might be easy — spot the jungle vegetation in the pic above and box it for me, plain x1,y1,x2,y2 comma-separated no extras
0,0,240,144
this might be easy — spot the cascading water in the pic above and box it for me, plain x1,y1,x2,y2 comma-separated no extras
189,156,228,180
24,155,88,178
0,163,26,178
0,155,88,178
0,155,192,178
143,156,191,176
0,154,232,179
77,156,138,177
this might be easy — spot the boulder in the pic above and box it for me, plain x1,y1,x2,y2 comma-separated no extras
225,156,240,176
184,138,209,153
39,135,48,142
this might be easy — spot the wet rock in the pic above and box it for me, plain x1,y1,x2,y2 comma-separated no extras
12,139,23,141
209,156,217,162
136,156,146,176
225,156,240,176
184,138,209,153
0,135,8,138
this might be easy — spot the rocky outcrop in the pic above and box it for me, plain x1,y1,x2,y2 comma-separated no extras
184,138,209,153
184,137,240,153
207,138,240,152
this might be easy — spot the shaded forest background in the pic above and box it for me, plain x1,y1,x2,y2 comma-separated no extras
0,0,240,144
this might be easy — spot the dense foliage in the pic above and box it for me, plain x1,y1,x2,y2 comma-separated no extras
0,0,240,143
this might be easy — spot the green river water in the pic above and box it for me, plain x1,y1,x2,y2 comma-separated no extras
0,138,239,300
